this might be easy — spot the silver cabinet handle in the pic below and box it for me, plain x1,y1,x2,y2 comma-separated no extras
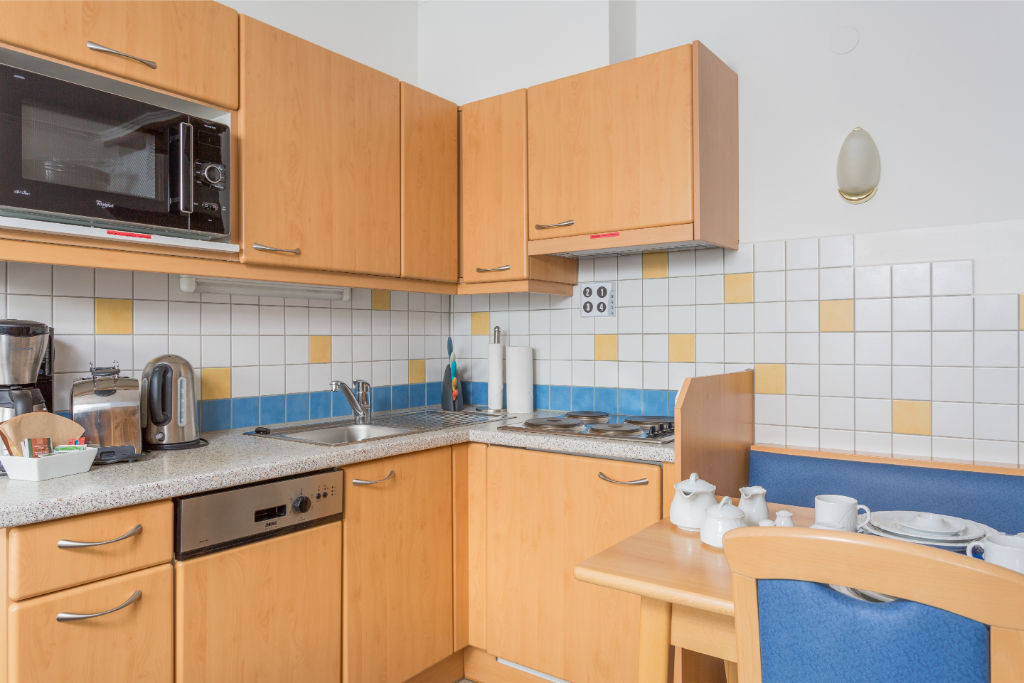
535,220,574,229
253,243,301,256
476,265,511,272
56,590,141,623
57,524,142,549
598,472,649,486
352,470,395,486
86,42,157,69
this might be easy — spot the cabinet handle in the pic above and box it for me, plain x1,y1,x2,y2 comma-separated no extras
598,472,649,486
535,220,574,230
352,470,395,486
476,265,511,272
86,41,157,69
57,524,142,549
253,243,301,256
56,590,141,623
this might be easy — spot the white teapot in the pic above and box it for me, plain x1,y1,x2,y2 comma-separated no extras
700,497,746,549
670,472,717,531
738,485,769,525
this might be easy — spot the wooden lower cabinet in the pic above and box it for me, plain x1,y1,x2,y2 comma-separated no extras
8,564,172,683
343,447,455,683
485,447,662,683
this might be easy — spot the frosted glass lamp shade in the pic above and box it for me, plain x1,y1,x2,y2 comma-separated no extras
837,127,881,203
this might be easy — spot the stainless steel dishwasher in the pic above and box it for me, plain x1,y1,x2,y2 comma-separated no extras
174,469,344,681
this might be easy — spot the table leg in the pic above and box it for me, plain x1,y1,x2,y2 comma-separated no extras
638,596,672,682
724,661,739,683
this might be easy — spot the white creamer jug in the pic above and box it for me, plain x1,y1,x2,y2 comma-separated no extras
738,485,769,525
670,472,717,531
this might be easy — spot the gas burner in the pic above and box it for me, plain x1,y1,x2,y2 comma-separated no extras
625,416,675,427
523,417,584,431
565,410,609,424
588,423,644,436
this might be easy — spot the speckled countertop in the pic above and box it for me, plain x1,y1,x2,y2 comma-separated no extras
0,412,674,527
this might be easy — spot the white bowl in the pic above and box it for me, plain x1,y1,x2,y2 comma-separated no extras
0,448,97,481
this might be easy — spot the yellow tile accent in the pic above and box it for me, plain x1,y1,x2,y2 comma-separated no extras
642,252,668,279
201,367,231,400
409,359,426,384
371,289,391,310
1019,294,1024,330
594,334,618,361
471,311,491,336
754,364,786,395
94,298,133,334
819,299,854,332
668,334,696,363
724,273,754,304
309,336,331,364
893,400,931,436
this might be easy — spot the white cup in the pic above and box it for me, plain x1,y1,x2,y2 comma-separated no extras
813,494,870,532
774,510,794,528
967,534,1024,574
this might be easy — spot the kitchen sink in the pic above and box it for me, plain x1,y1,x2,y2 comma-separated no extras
247,409,507,446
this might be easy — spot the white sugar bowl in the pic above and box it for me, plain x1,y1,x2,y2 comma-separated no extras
670,472,717,531
700,497,747,549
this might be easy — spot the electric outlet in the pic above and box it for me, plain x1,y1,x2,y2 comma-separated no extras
580,282,615,317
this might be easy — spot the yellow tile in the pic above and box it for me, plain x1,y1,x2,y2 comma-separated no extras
724,273,754,304
754,364,786,394
371,289,391,311
471,311,491,336
309,336,331,364
893,400,931,436
201,367,231,400
668,334,696,363
642,252,668,279
94,298,133,334
594,334,618,361
1019,294,1024,330
409,359,426,384
819,299,854,332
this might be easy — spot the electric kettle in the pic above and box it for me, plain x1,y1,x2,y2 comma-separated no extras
141,355,201,449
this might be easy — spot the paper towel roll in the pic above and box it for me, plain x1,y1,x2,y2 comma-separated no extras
488,343,504,410
506,346,534,414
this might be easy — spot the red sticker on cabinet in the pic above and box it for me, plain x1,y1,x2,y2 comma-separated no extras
589,232,620,239
107,230,152,239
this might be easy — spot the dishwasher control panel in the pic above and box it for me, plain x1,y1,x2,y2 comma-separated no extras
175,469,344,559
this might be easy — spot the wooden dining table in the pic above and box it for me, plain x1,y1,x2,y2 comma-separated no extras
574,503,815,683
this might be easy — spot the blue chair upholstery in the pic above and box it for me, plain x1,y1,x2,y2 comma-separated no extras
749,450,1024,534
756,579,989,683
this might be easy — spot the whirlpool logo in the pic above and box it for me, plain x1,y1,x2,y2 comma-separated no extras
96,199,115,209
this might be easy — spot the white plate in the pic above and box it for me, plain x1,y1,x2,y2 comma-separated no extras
861,523,973,549
869,510,987,542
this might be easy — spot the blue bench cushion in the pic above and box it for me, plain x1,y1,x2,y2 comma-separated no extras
749,450,1024,534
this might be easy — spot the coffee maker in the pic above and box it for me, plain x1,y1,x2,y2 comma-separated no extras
0,320,51,421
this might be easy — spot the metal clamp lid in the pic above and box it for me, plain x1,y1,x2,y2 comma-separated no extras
0,319,50,336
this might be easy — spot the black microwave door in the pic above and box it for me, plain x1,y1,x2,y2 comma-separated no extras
0,63,189,231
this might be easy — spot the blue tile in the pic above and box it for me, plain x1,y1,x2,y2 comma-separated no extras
286,393,309,422
619,388,642,416
533,384,550,410
309,391,331,419
471,381,487,406
56,410,71,420
231,397,259,429
200,399,231,433
260,395,286,425
643,390,670,416
550,385,571,411
391,384,410,410
428,381,443,406
571,386,595,412
372,386,391,413
668,390,678,414
595,387,618,414
409,383,426,408
332,392,352,417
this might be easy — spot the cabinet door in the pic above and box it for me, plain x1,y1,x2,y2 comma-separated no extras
401,83,458,282
8,564,172,683
239,16,401,275
175,523,342,682
344,447,454,683
0,1,238,109
486,447,662,682
527,45,694,240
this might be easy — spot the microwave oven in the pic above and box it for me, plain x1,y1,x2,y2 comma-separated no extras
0,62,229,240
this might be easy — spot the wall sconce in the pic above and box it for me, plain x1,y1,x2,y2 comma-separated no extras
837,127,881,203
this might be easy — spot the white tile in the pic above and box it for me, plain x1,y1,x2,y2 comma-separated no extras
786,333,818,364
855,332,891,365
974,294,1018,330
892,263,930,297
785,301,818,333
95,335,132,370
453,312,471,336
724,303,753,333
0,263,5,294
286,364,310,393
668,306,696,334
169,302,200,334
7,295,51,324
258,336,285,366
819,267,854,300
932,331,972,366
974,367,1017,404
616,307,641,334
643,306,669,333
754,241,786,271
133,272,168,300
892,434,931,460
820,333,854,364
855,299,891,331
855,398,891,432
54,335,93,373
350,289,371,309
785,270,818,301
352,361,373,384
259,296,284,307
259,306,285,335
787,365,818,395
855,431,891,456
133,301,168,335
572,309,595,335
618,361,643,389
371,334,391,361
694,249,724,275
489,293,510,311
784,238,817,270
549,335,571,360
201,303,231,335
695,275,724,305
7,262,52,295
231,335,260,366
550,359,572,385
310,362,334,389
642,361,667,389
576,258,594,282
754,302,786,333
201,336,230,367
168,335,200,368
932,367,972,402
667,251,694,277
753,271,785,302
754,333,786,363
974,403,1017,441
618,254,643,280
595,360,618,387
52,266,94,297
231,366,259,397
892,297,930,331
787,395,818,428
820,397,855,429
331,309,352,335
755,394,785,424
642,334,668,362
668,362,695,390
133,335,167,370
94,269,132,298
820,365,854,397
755,424,786,445
695,305,723,334
932,261,972,296
695,334,724,363
550,309,571,335
390,291,409,311
723,243,753,274
285,335,309,365
570,335,593,361
618,280,642,307
533,359,550,384
974,440,1018,467
819,235,854,268
974,331,1017,367
724,333,753,363
668,277,695,306
309,308,332,335
52,297,94,334
932,402,972,438
531,335,551,360
351,337,370,363
820,429,855,452
931,437,973,464
893,366,930,400
453,295,471,313
643,278,669,306
284,306,309,335
855,366,891,399
52,373,78,411
202,293,230,304
371,310,390,336
854,266,890,299
696,363,725,376
892,331,930,366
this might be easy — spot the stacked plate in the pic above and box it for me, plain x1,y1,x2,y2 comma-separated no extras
860,511,992,552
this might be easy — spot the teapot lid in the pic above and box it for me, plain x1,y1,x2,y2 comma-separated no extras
676,472,716,493
706,496,745,520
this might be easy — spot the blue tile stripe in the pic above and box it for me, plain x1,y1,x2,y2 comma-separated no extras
442,382,678,417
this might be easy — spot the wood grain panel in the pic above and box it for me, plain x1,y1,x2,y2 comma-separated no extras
526,224,696,257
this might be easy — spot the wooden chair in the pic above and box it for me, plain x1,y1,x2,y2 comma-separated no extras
723,527,1024,683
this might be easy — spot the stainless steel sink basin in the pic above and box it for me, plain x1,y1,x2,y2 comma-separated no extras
247,409,508,446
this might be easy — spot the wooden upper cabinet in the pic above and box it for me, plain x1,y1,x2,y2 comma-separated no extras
239,16,401,276
401,83,458,283
527,43,737,255
0,1,239,109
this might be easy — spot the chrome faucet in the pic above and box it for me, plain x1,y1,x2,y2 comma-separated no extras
330,380,372,424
